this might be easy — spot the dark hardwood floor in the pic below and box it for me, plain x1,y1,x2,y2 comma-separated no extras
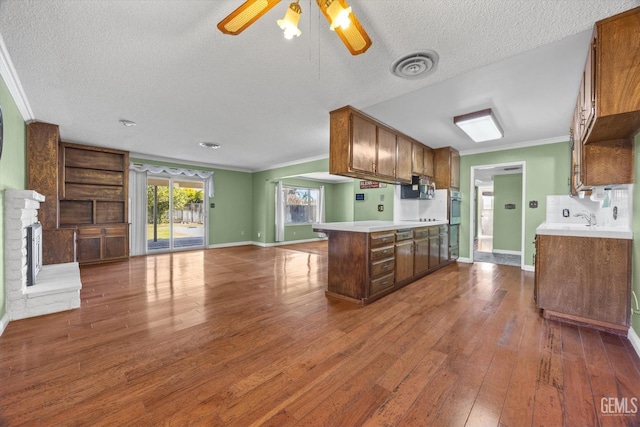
1,241,639,426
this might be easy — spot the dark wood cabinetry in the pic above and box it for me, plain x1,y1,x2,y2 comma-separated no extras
434,147,460,189
535,234,631,334
570,7,639,194
329,105,435,184
26,121,130,265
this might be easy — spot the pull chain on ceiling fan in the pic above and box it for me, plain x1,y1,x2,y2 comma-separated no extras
217,0,372,55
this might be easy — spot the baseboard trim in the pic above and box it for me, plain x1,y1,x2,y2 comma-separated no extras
522,264,535,272
0,312,10,337
628,327,640,360
492,249,522,256
457,257,472,263
208,241,253,249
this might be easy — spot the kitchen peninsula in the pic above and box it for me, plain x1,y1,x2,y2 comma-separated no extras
313,220,452,305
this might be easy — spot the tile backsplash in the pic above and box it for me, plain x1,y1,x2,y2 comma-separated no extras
545,185,632,229
394,187,448,221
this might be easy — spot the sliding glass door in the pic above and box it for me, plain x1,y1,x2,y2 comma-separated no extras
147,175,206,252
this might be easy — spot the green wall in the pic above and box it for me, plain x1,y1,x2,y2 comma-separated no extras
251,158,330,244
353,180,395,221
0,76,27,322
330,182,354,222
460,142,570,267
129,158,253,245
493,174,523,252
632,132,640,338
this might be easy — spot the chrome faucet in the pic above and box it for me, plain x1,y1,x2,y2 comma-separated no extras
574,212,597,226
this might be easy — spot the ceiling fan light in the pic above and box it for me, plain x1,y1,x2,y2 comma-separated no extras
454,108,504,143
277,2,302,39
327,0,351,31
217,0,280,35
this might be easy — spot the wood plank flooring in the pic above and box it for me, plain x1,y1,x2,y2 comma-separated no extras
1,241,640,426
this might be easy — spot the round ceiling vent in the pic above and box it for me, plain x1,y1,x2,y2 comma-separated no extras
390,50,439,79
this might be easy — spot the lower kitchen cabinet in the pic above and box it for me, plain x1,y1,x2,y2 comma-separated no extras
535,234,631,334
76,224,129,264
319,225,454,305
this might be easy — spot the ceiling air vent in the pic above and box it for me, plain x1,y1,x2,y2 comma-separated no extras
390,50,439,79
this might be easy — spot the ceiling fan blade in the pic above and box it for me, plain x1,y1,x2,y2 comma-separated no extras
218,0,282,35
316,0,372,55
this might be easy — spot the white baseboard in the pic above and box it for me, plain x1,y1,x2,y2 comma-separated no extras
0,312,10,337
492,249,522,256
457,257,472,263
208,241,253,249
522,264,535,272
628,327,640,360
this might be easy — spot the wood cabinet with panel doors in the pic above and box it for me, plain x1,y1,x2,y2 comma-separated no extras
434,147,460,190
315,224,454,305
569,7,639,194
535,233,631,335
329,105,436,184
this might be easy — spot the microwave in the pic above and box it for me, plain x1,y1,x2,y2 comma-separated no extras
400,176,436,200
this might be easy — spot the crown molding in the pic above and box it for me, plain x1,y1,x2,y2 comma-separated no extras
0,33,34,121
459,135,569,156
128,152,252,173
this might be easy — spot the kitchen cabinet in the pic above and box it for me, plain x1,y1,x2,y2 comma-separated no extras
581,8,640,145
411,142,435,178
440,225,450,262
329,105,435,184
434,147,460,189
569,7,638,194
535,234,631,334
396,136,413,183
395,230,414,285
314,222,454,305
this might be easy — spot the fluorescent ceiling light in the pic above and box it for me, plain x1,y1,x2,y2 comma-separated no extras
454,108,503,143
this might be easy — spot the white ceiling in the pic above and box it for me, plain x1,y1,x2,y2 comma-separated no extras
1,1,638,172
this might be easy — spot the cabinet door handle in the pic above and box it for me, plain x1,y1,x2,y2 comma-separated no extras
381,281,388,286
382,263,390,269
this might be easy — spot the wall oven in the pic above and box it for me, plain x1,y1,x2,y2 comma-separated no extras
449,190,461,225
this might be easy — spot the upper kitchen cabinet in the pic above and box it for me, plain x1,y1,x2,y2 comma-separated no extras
396,135,413,183
434,147,460,189
330,105,431,184
578,7,640,145
411,142,435,178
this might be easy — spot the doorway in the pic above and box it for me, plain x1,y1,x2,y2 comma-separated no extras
147,175,207,252
470,162,525,269
477,186,494,253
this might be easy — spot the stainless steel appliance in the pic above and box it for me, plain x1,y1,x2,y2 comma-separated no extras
449,191,461,260
449,190,461,225
400,176,435,200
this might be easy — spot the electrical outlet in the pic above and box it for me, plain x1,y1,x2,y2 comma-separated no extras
293,231,296,236
257,232,261,238
241,230,244,236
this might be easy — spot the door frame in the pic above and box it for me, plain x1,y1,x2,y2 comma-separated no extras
469,161,526,270
146,173,209,253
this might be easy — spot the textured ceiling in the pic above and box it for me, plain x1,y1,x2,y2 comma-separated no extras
0,0,638,172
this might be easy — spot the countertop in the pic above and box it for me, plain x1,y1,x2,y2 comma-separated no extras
536,222,632,240
313,220,448,233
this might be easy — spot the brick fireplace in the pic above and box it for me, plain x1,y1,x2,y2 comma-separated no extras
4,190,81,321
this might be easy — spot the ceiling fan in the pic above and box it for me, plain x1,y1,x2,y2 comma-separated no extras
217,0,372,55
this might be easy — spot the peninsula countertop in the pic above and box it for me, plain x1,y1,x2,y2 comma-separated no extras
313,220,449,233
536,222,632,240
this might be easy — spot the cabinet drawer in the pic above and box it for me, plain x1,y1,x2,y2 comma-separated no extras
370,272,394,296
370,232,395,248
371,258,395,277
413,228,429,239
428,226,440,236
371,245,394,261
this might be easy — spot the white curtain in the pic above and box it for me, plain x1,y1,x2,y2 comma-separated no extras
317,186,326,238
275,181,285,242
129,163,214,197
128,168,148,256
